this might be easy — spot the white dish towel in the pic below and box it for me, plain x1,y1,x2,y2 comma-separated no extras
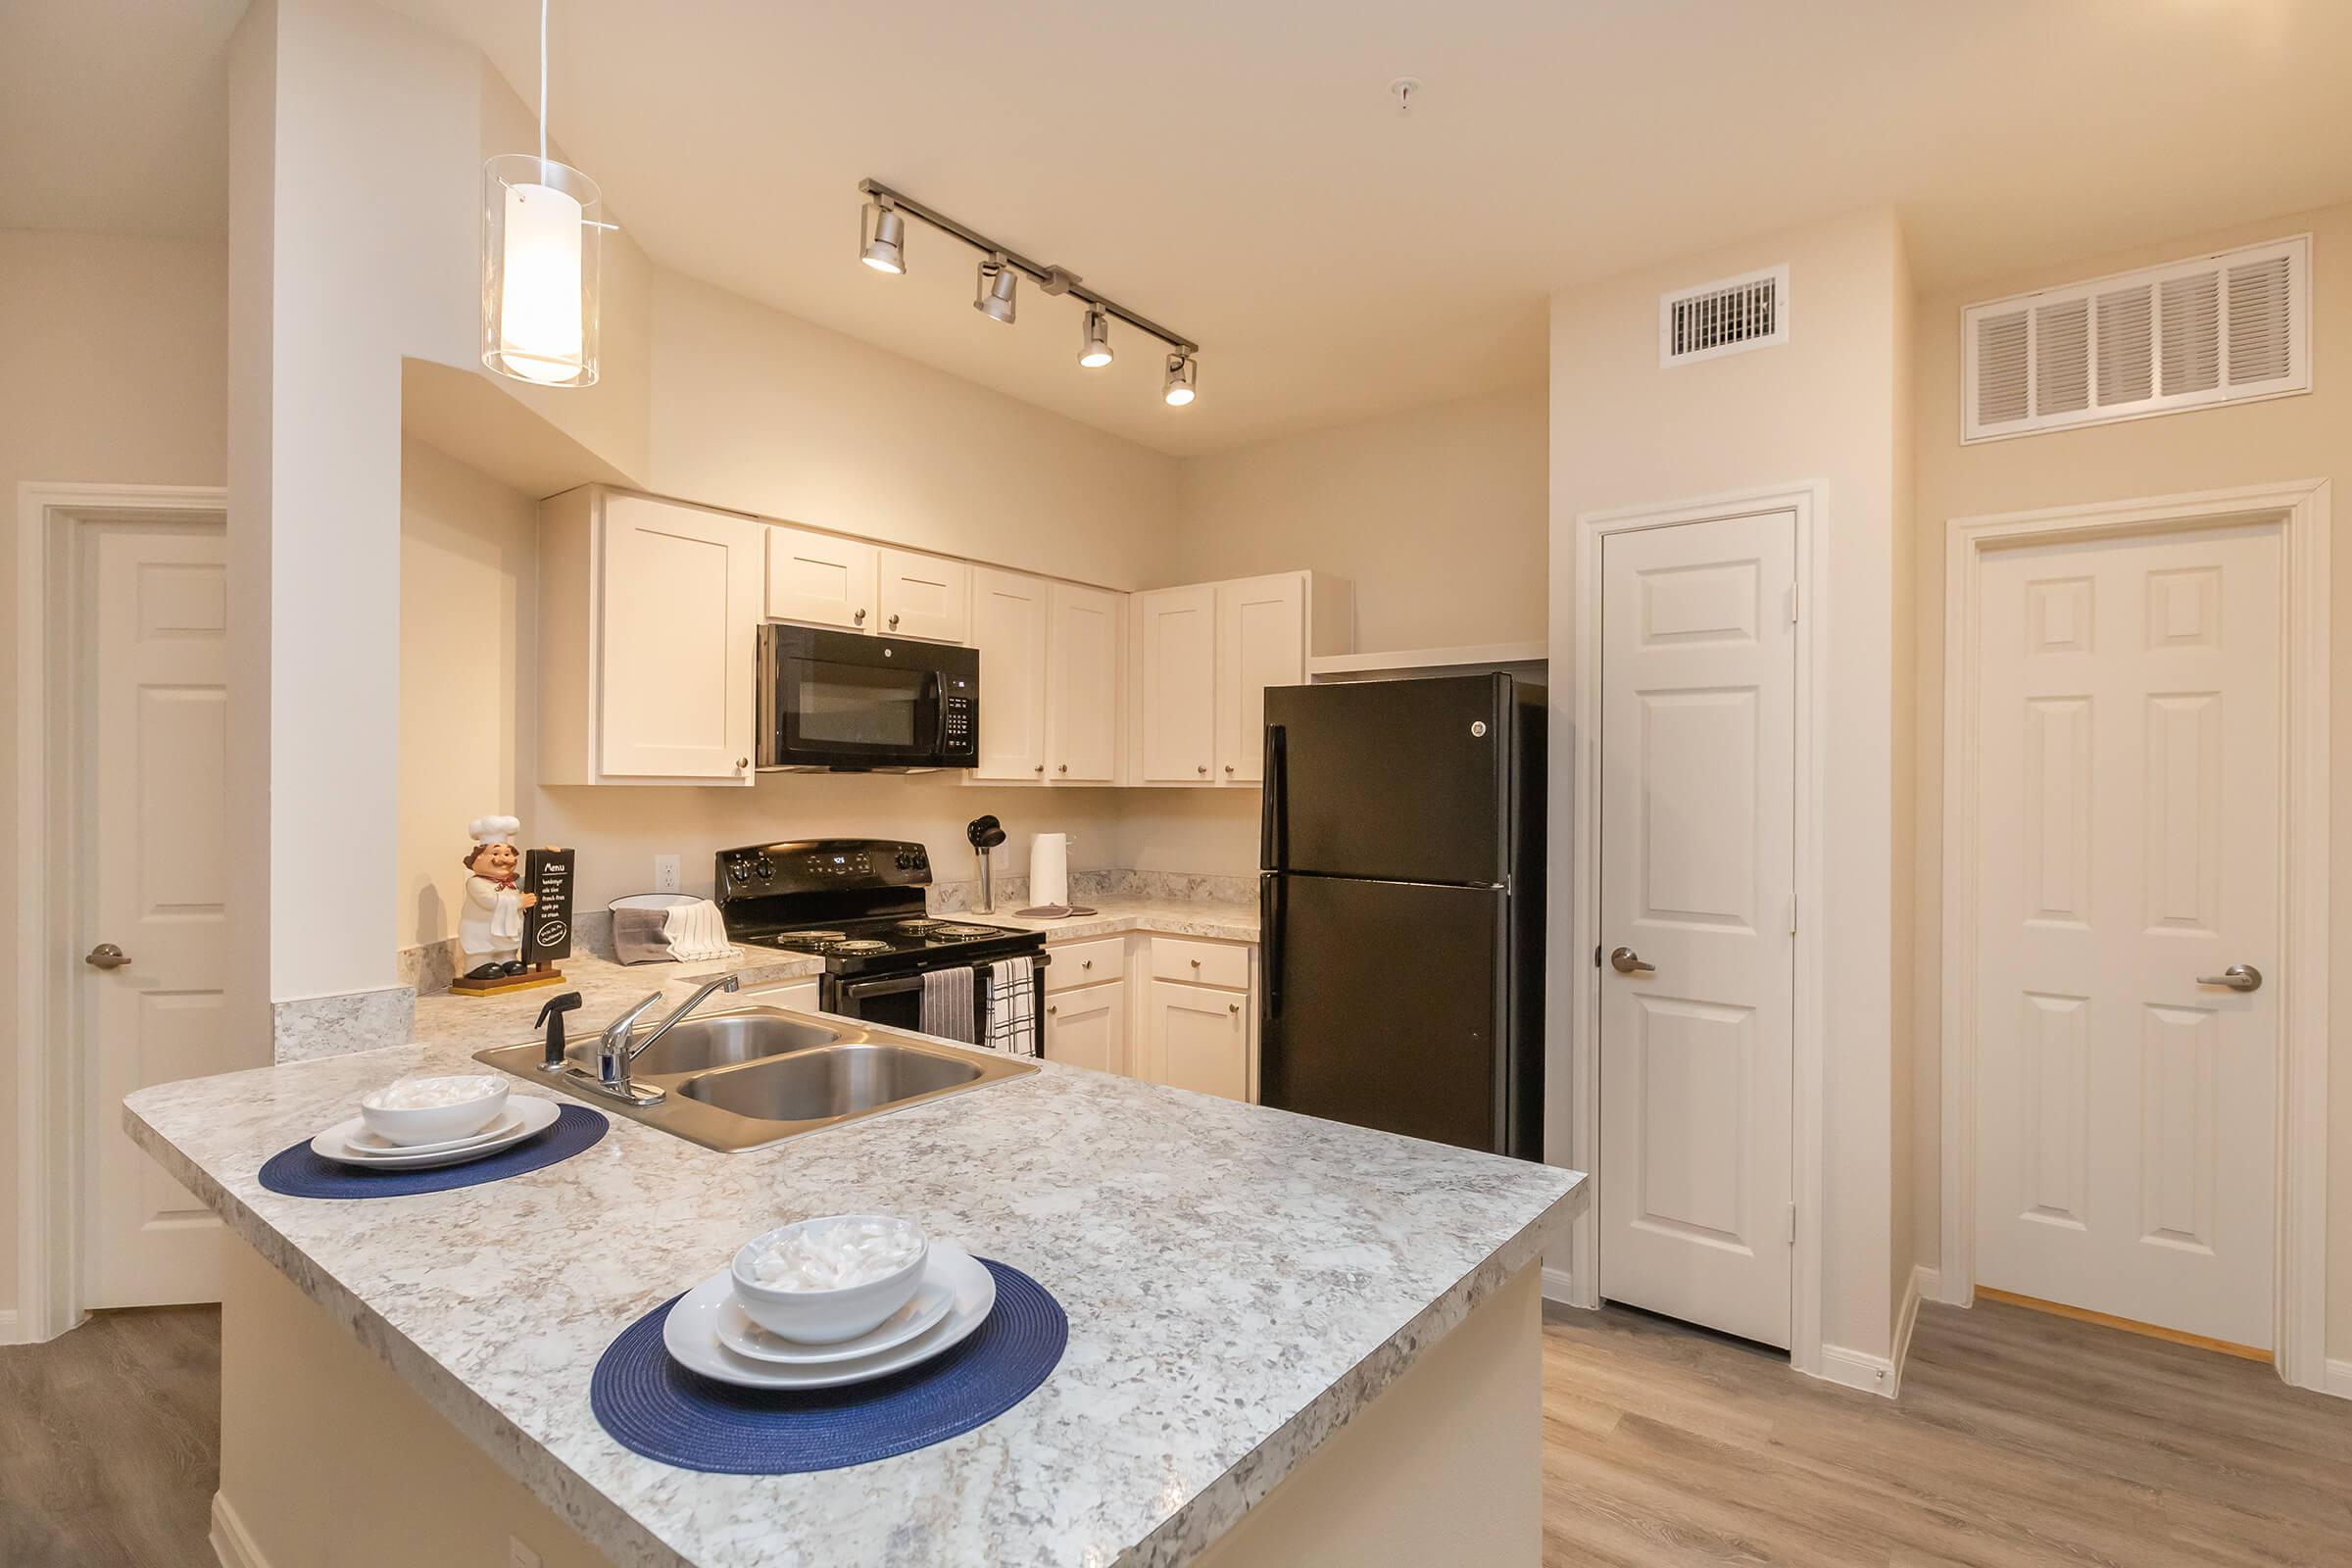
982,957,1038,1057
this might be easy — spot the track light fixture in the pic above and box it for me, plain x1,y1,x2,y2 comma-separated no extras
975,255,1018,323
1079,304,1114,368
856,178,1199,408
859,201,906,273
1162,353,1198,406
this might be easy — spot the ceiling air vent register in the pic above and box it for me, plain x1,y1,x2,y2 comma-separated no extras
1659,265,1790,367
1962,235,2308,443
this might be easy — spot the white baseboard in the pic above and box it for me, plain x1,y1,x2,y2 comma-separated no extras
1541,1266,1582,1307
210,1492,269,1568
1816,1343,1897,1397
2324,1359,2352,1401
1913,1266,1945,1305
1887,1264,1931,1396
0,1309,19,1347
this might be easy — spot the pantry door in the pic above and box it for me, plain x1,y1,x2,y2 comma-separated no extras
81,519,236,1308
1596,510,1798,1349
1973,524,2281,1349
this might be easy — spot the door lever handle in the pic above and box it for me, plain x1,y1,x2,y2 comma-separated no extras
85,943,131,970
2195,964,2262,993
1609,947,1655,976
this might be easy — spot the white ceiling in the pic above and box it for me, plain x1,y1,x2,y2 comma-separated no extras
11,1,2352,455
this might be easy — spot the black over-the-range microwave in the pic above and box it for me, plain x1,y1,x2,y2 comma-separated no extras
757,623,979,771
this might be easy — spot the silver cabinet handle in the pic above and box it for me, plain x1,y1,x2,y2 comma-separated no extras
1081,959,1093,970
1046,1004,1057,1015
2196,964,2263,993
736,757,749,770
889,612,901,629
1609,947,1655,975
85,943,131,970
854,608,867,624
1058,763,1068,774
1224,763,1235,774
1034,763,1046,773
1228,1002,1241,1014
1197,764,1208,775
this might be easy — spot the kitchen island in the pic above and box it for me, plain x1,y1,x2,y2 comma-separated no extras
127,998,1578,1568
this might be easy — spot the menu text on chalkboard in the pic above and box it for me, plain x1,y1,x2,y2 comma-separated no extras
522,848,574,966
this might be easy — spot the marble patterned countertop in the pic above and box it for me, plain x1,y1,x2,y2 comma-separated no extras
126,896,1578,1568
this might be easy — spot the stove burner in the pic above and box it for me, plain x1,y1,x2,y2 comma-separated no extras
831,939,894,955
933,923,997,939
896,918,946,932
774,929,848,949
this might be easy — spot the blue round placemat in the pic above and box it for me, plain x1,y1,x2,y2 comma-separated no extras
257,1102,608,1199
590,1258,1066,1474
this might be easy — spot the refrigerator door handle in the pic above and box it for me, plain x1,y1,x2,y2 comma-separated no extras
1261,873,1285,1020
1259,723,1288,870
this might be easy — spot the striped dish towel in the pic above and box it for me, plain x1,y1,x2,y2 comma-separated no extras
982,958,1038,1057
919,966,975,1044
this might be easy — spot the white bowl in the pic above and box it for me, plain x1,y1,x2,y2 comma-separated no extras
358,1075,511,1148
730,1215,929,1345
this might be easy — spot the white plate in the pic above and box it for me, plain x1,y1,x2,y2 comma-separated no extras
312,1097,560,1169
715,1263,956,1364
344,1106,523,1157
662,1243,996,1390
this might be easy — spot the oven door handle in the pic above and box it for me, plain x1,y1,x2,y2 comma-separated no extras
838,972,924,1001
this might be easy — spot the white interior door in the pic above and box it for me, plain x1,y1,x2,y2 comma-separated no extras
1973,524,2280,1349
82,521,235,1308
1597,511,1796,1349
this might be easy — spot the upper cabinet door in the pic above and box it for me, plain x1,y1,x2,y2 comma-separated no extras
1215,573,1306,784
599,494,762,782
1136,585,1217,783
969,567,1049,781
877,548,972,644
1048,582,1121,783
764,524,878,631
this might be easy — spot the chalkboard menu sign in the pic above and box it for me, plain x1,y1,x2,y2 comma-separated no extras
521,848,574,966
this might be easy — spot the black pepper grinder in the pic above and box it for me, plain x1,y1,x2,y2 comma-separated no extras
534,992,584,1072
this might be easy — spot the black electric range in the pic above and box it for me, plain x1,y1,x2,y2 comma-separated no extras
712,839,1048,1047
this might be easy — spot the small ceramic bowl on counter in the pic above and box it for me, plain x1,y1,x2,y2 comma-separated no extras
731,1214,929,1344
358,1074,511,1148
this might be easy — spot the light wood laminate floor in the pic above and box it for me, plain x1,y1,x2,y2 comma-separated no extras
4,1298,2347,1565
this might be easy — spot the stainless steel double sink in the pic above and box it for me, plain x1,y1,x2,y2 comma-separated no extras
473,1005,1037,1152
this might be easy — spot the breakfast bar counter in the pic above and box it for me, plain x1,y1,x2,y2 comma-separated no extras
126,1004,1578,1568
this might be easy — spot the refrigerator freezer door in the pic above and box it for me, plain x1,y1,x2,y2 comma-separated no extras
1259,871,1510,1154
1261,675,1509,885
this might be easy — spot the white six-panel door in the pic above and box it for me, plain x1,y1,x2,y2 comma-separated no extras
1973,525,2280,1348
84,523,237,1307
1598,511,1797,1349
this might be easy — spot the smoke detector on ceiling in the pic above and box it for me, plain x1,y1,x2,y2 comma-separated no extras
1390,76,1422,116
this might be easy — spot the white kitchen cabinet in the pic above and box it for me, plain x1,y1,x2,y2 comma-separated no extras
743,976,822,1012
1143,978,1251,1102
1047,582,1122,782
969,567,1050,780
1044,978,1127,1075
1133,585,1218,783
764,523,878,631
878,548,971,644
539,487,762,787
1129,570,1352,788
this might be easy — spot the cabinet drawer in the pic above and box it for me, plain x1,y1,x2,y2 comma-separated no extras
742,976,821,1012
1046,937,1126,992
1150,936,1250,991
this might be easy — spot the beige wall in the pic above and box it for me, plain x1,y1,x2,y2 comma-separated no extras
1911,200,2352,1362
1549,208,1915,1361
1170,383,1549,649
0,230,230,1322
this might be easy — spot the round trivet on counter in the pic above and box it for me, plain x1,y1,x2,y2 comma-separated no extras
589,1258,1067,1474
257,1103,608,1200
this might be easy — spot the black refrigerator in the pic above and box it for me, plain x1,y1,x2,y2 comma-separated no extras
1258,673,1544,1161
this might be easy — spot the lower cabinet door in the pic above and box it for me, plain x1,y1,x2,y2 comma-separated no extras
1044,980,1126,1074
1145,980,1250,1102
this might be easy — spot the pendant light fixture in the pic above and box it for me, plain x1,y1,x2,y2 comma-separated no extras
855,178,1199,409
481,0,602,387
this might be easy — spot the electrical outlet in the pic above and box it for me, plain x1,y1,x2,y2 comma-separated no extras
508,1538,543,1568
654,854,681,894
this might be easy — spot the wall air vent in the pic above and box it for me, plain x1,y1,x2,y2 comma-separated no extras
1961,235,2309,443
1659,264,1789,367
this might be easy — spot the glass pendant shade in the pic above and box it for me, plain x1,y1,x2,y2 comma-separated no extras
482,153,602,387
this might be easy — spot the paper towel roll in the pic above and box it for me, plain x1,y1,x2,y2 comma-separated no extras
1029,833,1070,907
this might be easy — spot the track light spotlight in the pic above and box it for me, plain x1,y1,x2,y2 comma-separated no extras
1079,304,1114,368
975,256,1018,323
1162,352,1198,406
859,202,906,273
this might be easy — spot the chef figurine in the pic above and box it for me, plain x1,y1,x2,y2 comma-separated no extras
459,815,541,981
